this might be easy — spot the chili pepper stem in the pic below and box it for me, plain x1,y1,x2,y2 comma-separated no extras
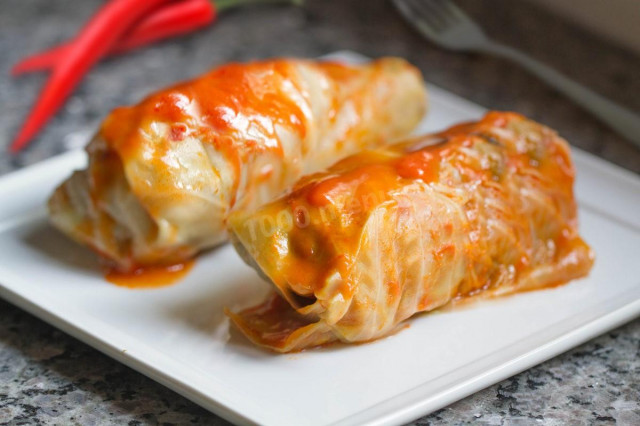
11,0,303,77
11,0,215,76
215,0,304,13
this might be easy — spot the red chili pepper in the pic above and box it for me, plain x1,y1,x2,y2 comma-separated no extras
10,0,172,153
11,0,216,75
10,0,304,153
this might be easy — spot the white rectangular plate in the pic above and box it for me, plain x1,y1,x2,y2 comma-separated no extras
1,51,639,426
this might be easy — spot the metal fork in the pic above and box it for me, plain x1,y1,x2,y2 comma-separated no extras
393,0,640,147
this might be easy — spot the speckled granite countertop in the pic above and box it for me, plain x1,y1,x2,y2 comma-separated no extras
1,0,639,424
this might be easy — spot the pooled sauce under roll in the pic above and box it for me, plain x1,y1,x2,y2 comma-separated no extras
105,260,195,289
227,111,595,353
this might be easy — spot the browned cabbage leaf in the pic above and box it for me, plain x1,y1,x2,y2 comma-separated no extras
228,112,594,352
49,58,426,271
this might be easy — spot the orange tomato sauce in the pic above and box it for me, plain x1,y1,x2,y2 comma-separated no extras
264,112,582,302
105,260,195,289
101,60,311,158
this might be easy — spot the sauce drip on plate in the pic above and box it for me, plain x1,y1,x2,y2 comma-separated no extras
105,260,195,289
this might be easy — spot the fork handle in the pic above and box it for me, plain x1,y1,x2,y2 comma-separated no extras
481,42,640,147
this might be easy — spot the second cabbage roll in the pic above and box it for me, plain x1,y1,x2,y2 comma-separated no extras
49,57,426,271
228,112,595,352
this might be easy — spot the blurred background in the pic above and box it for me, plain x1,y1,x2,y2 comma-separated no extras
0,0,639,424
529,0,640,55
1,0,639,173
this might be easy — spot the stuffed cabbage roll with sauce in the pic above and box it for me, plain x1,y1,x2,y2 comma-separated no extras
48,58,426,272
228,112,595,352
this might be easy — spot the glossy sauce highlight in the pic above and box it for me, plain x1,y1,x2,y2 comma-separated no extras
105,260,195,289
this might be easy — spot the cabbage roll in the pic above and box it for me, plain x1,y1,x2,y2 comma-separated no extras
48,58,426,271
228,112,595,352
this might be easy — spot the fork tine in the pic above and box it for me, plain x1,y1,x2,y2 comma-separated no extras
392,0,440,36
409,0,449,32
392,0,416,26
432,0,471,22
393,0,488,50
414,0,454,28
395,0,461,33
